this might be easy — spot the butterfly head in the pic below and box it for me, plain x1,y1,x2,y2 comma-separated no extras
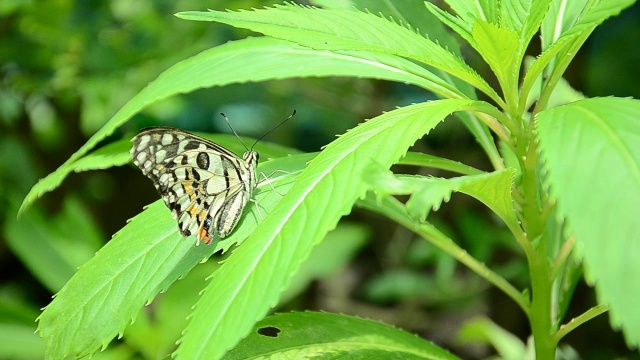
243,150,259,167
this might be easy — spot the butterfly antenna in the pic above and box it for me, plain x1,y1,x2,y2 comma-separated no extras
220,112,250,151
250,110,296,150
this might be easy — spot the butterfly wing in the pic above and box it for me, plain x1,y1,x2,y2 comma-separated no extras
131,127,257,244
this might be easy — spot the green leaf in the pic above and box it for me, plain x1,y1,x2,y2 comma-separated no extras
351,0,464,57
19,38,472,213
424,2,475,49
430,0,552,110
36,201,205,359
68,139,132,172
421,3,511,167
472,21,521,107
540,0,588,52
223,311,460,360
350,0,478,99
174,99,474,359
177,5,501,104
358,2,500,169
36,153,312,359
522,56,585,111
442,0,498,24
407,178,458,221
180,4,504,169
498,0,552,105
429,170,519,229
365,167,518,232
311,0,354,8
536,97,640,346
545,0,635,49
499,0,531,33
20,36,461,215
537,0,635,108
398,152,484,176
520,0,635,112
538,0,634,71
501,0,552,49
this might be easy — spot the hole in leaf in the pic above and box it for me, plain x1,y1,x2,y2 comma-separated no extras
257,326,281,337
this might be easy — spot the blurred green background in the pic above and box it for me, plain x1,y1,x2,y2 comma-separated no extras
1,0,638,359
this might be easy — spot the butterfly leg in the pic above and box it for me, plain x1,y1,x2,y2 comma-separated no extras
264,169,291,177
258,171,290,196
249,198,264,220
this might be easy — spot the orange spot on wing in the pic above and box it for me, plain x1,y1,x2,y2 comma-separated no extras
197,215,212,245
183,182,196,198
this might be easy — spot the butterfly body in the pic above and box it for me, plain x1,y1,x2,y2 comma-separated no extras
130,127,258,244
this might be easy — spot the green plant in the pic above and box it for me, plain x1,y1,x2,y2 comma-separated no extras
17,0,639,359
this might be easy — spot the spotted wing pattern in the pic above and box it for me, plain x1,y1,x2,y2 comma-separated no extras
130,127,258,245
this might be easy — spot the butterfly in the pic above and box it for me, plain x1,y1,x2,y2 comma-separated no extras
130,126,259,245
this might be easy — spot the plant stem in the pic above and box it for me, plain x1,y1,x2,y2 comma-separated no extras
467,102,515,149
517,117,556,359
475,111,512,146
553,305,608,344
529,243,555,359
